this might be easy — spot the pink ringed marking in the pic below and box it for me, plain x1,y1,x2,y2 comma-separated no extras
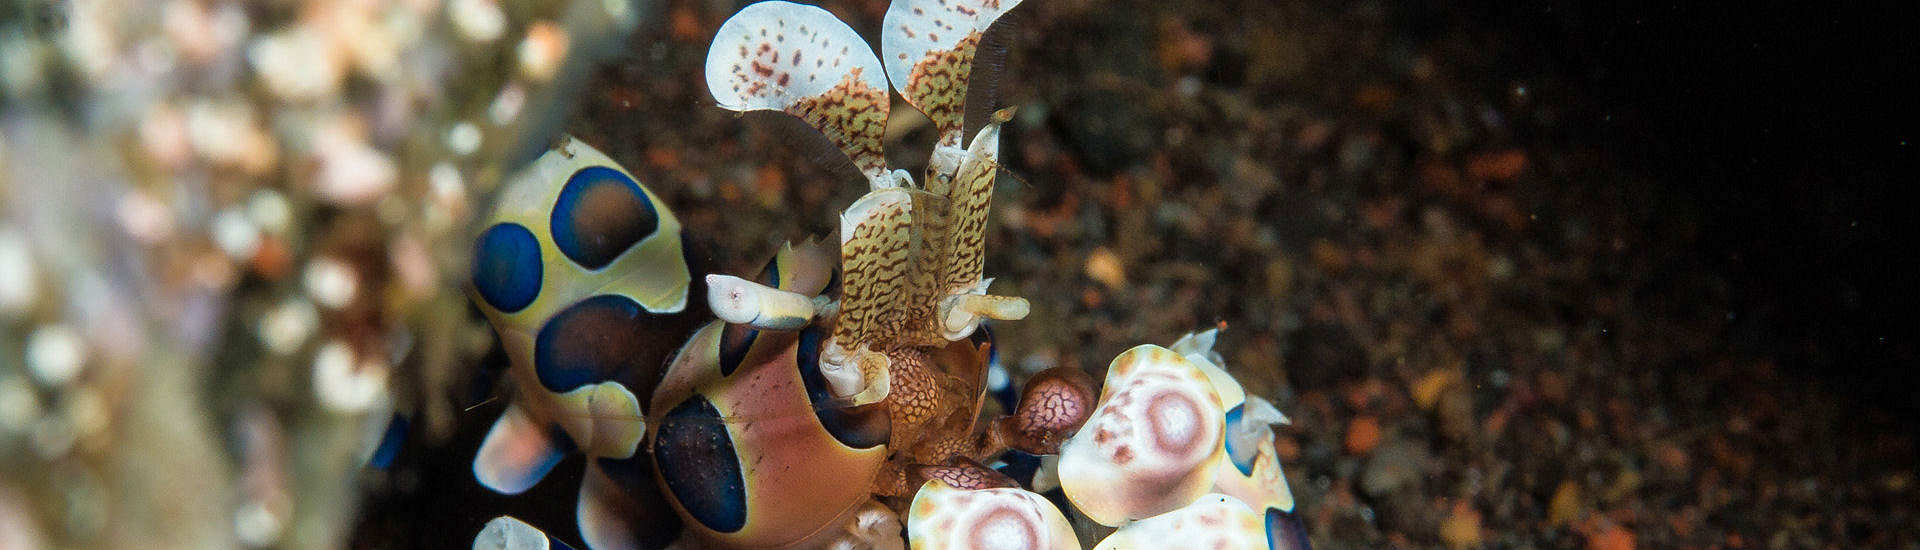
968,506,1039,549
1146,391,1205,455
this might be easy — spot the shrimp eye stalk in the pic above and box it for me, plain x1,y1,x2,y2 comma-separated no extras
705,274,821,330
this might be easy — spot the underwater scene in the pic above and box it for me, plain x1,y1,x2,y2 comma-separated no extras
0,0,1911,548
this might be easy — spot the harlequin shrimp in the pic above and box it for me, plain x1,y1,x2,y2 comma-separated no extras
461,0,1313,548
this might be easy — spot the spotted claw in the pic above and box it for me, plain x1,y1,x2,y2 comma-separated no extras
882,0,1027,154
1090,494,1268,550
906,459,1079,550
705,1,895,188
1056,345,1227,526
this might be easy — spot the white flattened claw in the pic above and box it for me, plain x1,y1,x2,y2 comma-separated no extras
1057,345,1226,526
906,480,1078,550
882,0,1026,145
1091,494,1267,550
706,1,889,112
706,1,893,186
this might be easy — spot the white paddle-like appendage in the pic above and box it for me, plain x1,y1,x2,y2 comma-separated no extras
881,0,1025,149
707,1,894,187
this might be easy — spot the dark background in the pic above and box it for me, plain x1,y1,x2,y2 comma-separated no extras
1468,0,1917,417
1382,0,1919,420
